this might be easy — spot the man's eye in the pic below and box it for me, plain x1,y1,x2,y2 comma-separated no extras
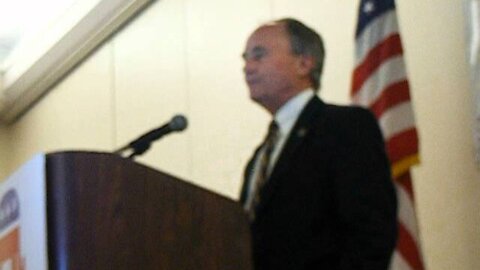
252,51,265,60
243,48,267,61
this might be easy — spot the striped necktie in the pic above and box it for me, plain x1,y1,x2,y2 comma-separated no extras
248,120,279,221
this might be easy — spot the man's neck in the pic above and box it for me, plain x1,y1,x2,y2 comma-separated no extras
267,86,312,115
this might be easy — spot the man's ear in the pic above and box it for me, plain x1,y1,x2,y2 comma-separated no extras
296,55,315,77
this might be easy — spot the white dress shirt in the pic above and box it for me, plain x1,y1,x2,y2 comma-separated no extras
244,89,315,211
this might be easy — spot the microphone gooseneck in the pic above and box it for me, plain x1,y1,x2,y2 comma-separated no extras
114,114,188,159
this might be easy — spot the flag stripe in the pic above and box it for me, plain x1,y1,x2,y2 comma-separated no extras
352,34,403,95
397,221,425,270
391,251,412,270
378,102,415,140
387,128,419,164
396,178,419,238
352,56,407,106
356,10,399,65
369,80,411,118
395,172,414,200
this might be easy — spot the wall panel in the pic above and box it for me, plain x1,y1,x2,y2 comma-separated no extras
0,126,9,180
113,0,191,181
7,43,115,172
185,0,271,197
397,1,480,269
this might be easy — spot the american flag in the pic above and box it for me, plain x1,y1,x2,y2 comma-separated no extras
351,0,424,269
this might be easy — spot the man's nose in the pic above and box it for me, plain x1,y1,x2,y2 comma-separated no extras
243,60,256,75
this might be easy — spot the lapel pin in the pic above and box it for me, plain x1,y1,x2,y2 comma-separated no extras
297,128,308,138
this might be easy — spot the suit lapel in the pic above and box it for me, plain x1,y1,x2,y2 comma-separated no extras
254,96,326,215
240,146,262,204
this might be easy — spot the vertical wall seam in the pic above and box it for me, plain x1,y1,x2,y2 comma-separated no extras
270,0,275,19
110,41,118,150
183,0,193,178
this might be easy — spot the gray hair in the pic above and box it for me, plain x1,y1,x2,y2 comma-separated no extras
275,18,325,91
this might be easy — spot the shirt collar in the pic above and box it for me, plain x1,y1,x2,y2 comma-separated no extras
274,89,315,136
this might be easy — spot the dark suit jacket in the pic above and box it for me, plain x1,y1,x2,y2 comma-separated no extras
240,96,397,270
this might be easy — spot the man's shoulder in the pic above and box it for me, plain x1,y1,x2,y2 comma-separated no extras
314,99,377,126
322,101,374,118
309,99,382,141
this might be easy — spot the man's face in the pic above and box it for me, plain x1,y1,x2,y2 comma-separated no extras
243,24,301,112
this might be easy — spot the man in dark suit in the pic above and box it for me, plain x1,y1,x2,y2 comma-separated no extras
240,18,397,269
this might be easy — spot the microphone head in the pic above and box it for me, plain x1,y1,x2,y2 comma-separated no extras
169,114,188,131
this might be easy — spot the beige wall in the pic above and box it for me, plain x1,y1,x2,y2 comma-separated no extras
0,0,479,269
0,125,9,180
398,1,480,269
7,42,115,172
0,74,7,180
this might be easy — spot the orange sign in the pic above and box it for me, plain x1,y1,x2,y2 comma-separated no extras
0,227,24,270
0,189,24,270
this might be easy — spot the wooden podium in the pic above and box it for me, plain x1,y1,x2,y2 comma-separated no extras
46,151,252,269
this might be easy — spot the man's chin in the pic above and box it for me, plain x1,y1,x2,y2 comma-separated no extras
249,94,271,111
249,92,263,104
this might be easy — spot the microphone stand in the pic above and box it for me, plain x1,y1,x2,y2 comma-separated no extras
113,115,188,159
114,138,152,159
127,141,152,159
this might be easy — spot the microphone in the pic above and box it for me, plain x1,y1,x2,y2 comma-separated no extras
115,114,188,158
